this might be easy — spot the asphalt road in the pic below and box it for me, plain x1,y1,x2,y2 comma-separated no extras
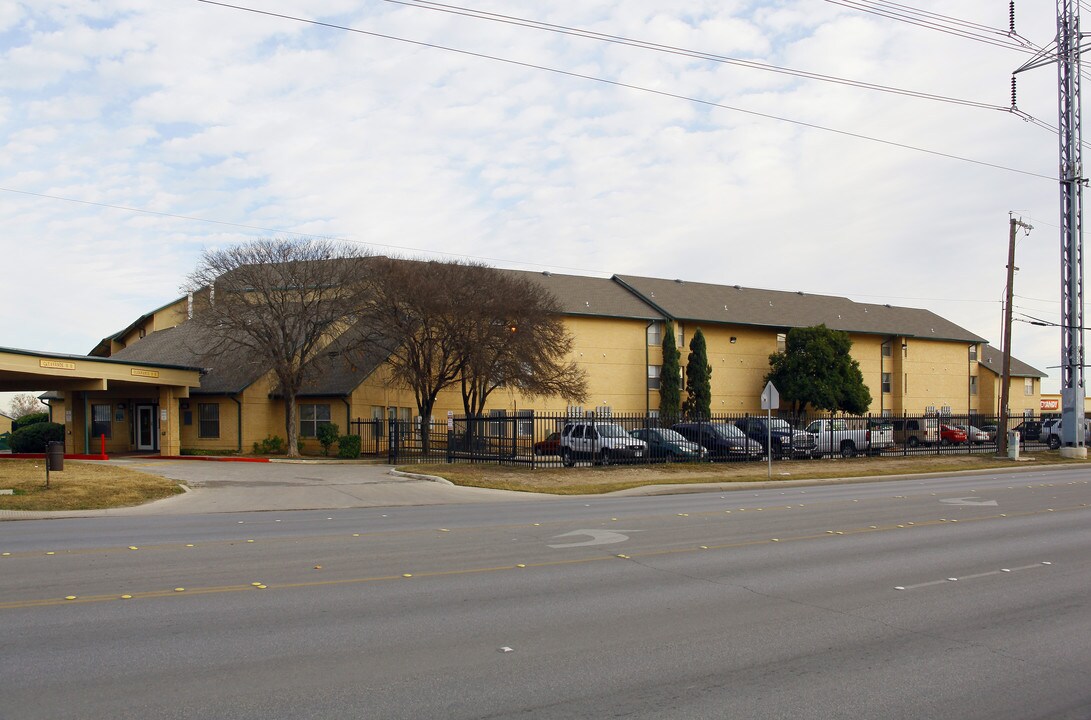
2,466,1090,719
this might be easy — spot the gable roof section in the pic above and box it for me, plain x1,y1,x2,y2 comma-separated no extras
498,269,660,320
89,295,188,357
612,274,986,343
978,345,1047,378
294,325,392,397
109,322,268,394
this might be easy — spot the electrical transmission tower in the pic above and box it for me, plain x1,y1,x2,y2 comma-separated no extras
1015,0,1086,453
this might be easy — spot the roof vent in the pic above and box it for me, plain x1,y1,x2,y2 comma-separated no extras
542,271,551,276
884,304,892,308
585,301,590,307
837,314,841,319
724,305,729,311
769,301,773,307
674,278,683,284
649,292,655,297
796,291,804,295
733,285,741,290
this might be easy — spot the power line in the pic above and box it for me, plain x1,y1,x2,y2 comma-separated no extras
825,0,1037,51
193,0,1055,181
385,0,1009,112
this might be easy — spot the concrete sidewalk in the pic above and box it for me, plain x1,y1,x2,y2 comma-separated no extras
0,458,545,519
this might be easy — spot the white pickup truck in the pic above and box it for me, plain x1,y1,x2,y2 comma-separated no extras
805,418,895,458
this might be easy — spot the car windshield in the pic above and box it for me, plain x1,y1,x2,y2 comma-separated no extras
710,423,746,439
770,419,793,431
597,424,631,438
656,428,688,443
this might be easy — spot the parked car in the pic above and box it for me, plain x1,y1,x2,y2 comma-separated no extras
954,424,990,444
1012,420,1043,442
979,424,998,442
1039,418,1091,449
672,422,762,460
890,417,939,447
734,417,817,458
629,428,707,461
939,424,967,445
560,422,646,466
533,431,561,456
806,418,895,458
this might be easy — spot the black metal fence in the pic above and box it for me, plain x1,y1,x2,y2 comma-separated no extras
349,412,1060,466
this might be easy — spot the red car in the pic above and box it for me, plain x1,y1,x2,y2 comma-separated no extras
533,432,562,456
939,424,967,445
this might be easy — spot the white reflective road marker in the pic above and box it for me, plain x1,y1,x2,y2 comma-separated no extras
939,497,999,506
894,562,1052,591
547,529,638,548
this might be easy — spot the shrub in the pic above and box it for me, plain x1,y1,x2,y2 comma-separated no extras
180,448,239,456
252,435,286,455
316,422,340,456
10,422,64,453
12,412,49,432
337,434,361,459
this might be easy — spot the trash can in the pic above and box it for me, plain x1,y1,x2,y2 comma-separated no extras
46,441,64,471
1007,431,1020,460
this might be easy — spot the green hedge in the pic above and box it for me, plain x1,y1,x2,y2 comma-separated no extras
12,412,49,433
10,422,64,453
337,434,361,459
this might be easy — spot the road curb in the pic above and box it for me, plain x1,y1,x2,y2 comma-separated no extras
389,468,454,485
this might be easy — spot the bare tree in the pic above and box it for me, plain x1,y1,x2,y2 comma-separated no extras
9,393,46,418
457,270,587,420
185,238,371,457
357,259,474,454
358,260,588,452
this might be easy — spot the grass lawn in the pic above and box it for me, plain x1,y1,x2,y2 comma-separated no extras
0,460,183,511
401,452,1081,495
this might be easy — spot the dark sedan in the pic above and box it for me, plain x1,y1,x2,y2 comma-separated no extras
629,428,707,461
672,422,763,460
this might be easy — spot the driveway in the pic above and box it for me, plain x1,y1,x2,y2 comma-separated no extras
3,459,542,518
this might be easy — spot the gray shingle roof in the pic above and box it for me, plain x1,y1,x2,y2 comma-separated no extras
612,274,986,342
978,345,1047,378
110,323,268,395
497,269,660,320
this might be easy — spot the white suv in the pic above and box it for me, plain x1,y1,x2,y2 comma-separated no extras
560,422,646,466
1040,418,1091,449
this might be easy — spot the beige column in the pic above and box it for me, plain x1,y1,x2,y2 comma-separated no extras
158,386,182,456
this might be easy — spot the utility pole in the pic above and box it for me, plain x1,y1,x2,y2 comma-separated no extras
1014,0,1086,455
999,215,1032,457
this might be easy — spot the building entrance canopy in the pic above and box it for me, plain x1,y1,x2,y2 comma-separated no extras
0,346,201,456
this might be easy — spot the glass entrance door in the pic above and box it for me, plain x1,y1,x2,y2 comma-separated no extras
136,405,158,451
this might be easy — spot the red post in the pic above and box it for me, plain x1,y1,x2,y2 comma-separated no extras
100,434,106,458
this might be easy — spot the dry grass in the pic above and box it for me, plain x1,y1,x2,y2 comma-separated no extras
403,452,1080,495
0,460,183,511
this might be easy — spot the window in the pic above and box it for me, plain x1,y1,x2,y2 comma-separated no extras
1024,377,1034,396
370,405,385,438
566,405,583,418
648,364,661,390
675,325,684,348
91,404,111,439
881,409,892,418
969,344,978,361
776,333,786,353
647,321,662,346
595,405,612,418
881,373,892,393
300,403,331,438
198,403,220,438
489,408,507,436
517,409,533,437
969,376,978,396
881,343,892,357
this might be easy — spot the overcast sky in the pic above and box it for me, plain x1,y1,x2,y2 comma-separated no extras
0,1,1076,414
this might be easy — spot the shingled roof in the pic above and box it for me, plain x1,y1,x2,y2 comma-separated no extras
495,269,660,320
978,345,1047,378
109,322,267,395
612,274,986,343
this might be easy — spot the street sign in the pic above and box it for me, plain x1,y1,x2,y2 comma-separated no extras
761,381,780,410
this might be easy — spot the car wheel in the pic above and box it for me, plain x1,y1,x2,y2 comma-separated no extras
561,448,574,467
811,451,824,460
840,441,857,459
907,436,919,448
600,449,612,466
1049,435,1061,450
940,438,950,446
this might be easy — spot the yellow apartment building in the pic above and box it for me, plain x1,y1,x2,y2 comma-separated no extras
0,261,1047,455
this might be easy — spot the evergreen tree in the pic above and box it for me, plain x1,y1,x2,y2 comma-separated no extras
765,324,872,414
682,328,712,419
659,321,682,424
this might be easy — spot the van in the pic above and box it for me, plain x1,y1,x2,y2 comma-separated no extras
890,418,939,447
